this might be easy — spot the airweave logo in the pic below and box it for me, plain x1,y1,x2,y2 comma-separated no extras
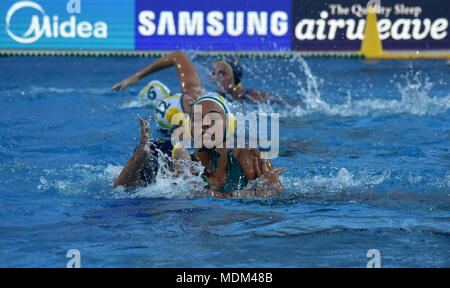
5,1,108,44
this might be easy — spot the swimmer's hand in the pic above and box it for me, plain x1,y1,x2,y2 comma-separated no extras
110,74,140,91
138,117,151,152
253,157,285,189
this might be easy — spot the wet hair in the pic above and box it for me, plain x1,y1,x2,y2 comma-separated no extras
214,56,243,85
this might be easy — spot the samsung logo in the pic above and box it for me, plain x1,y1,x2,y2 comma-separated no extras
138,10,289,37
6,1,108,44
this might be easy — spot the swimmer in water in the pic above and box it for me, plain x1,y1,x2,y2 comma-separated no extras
111,51,201,114
112,51,285,198
113,102,284,198
111,51,270,103
211,57,270,102
111,51,274,133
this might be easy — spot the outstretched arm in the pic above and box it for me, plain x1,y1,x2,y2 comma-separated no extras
245,90,270,102
111,51,205,111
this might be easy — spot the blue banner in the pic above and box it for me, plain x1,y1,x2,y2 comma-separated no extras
0,0,135,49
292,0,450,51
134,0,292,50
0,0,448,52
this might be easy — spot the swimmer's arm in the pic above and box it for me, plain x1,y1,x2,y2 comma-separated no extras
113,118,150,188
113,144,147,188
111,51,206,97
249,90,304,106
245,90,270,102
234,149,285,189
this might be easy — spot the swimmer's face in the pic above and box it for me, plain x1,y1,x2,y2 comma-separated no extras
212,62,234,93
191,101,226,148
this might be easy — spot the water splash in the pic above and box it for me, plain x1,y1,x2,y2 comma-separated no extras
282,168,389,197
118,54,449,118
219,56,450,118
37,156,207,200
120,98,157,109
37,164,121,197
113,156,207,200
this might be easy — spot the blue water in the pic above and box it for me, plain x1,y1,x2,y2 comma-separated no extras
0,55,449,267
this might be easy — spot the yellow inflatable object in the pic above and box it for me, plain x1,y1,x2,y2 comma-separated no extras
360,6,450,59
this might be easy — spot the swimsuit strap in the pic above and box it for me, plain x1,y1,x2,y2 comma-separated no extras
195,149,247,194
220,150,248,193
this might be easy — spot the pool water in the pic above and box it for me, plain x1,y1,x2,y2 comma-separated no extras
0,55,449,267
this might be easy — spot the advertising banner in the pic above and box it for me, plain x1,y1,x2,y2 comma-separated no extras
1,0,448,52
292,0,450,51
134,0,292,50
0,0,135,50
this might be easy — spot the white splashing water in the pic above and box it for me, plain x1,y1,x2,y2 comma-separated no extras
113,157,207,200
221,55,450,118
38,157,207,200
36,161,449,199
119,55,450,118
120,98,157,109
281,168,390,196
27,86,107,95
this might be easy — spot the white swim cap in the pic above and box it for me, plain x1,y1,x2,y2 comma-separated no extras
190,92,236,138
139,80,171,102
154,93,185,130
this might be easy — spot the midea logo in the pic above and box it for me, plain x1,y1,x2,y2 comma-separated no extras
6,1,108,44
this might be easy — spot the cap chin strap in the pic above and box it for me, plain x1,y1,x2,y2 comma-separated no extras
230,82,242,91
227,83,245,98
198,147,221,171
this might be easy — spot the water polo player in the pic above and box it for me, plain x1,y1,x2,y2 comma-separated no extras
111,51,203,114
113,94,285,198
211,57,270,102
137,80,172,103
111,51,270,104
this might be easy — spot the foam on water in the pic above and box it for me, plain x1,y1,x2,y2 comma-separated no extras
34,160,450,202
112,157,207,200
120,99,157,109
36,156,207,200
281,168,388,196
37,164,121,197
